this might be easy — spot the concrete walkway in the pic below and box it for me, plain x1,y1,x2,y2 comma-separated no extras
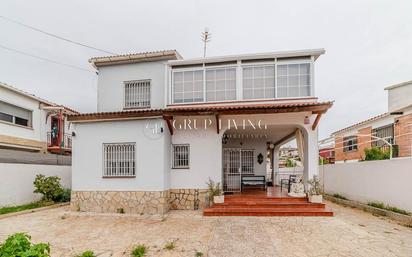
0,201,411,257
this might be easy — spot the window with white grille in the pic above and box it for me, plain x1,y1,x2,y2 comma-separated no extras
172,144,190,168
103,143,136,177
206,67,236,101
277,63,311,98
343,136,358,152
124,80,151,108
243,65,275,99
172,70,204,103
372,124,394,148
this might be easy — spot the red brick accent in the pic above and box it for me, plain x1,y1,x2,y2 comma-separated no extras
395,113,412,157
334,126,372,161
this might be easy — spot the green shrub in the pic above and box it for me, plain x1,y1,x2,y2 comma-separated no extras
195,251,204,257
0,201,53,215
131,244,148,257
364,147,390,161
55,188,71,203
308,175,322,195
206,178,222,203
75,250,95,257
285,158,296,167
33,174,64,202
332,194,348,200
368,202,385,209
0,233,50,257
368,202,411,215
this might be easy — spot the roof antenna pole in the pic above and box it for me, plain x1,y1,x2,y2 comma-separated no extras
201,28,211,58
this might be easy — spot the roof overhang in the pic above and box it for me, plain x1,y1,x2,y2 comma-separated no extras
89,50,182,68
331,112,390,136
68,101,333,123
168,48,325,67
384,80,412,90
0,82,79,114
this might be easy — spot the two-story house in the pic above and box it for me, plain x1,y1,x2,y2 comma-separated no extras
332,80,412,162
0,82,77,155
68,49,333,215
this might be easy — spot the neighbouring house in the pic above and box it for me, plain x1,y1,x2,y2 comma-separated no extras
68,49,333,215
278,146,300,168
332,80,412,162
0,82,77,155
318,137,335,164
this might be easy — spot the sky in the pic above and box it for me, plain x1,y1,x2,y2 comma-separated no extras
0,0,411,139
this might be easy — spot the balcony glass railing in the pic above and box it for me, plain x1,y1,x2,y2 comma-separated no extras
170,61,313,104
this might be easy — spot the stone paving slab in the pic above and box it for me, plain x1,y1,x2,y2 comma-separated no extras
0,201,411,257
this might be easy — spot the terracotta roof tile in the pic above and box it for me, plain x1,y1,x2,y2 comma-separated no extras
68,101,333,122
331,112,390,135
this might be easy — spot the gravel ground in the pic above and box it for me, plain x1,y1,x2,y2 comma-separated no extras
0,201,411,257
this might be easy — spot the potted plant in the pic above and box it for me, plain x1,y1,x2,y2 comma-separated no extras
308,175,323,203
206,178,224,204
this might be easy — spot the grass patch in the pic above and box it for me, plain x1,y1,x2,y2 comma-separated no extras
164,241,176,250
368,202,411,216
131,244,148,257
75,250,96,257
332,194,348,200
0,201,53,215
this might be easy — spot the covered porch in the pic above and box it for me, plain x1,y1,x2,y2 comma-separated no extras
220,121,311,194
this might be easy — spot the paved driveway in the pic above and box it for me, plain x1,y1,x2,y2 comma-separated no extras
0,201,411,257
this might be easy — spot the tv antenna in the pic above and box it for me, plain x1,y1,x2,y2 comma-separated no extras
201,28,212,58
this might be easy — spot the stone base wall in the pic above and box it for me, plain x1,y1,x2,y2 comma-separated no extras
70,191,169,215
169,189,209,210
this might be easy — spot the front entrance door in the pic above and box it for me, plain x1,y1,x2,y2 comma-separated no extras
222,148,254,192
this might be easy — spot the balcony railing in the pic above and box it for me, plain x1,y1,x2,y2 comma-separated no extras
47,132,72,149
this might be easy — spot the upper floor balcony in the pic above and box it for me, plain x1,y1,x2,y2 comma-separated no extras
167,49,324,106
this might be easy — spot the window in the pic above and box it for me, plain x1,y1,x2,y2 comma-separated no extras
0,100,32,127
206,67,236,101
124,80,151,108
0,112,13,123
241,150,254,174
173,70,203,103
103,143,136,177
277,63,311,98
343,136,358,152
172,144,190,168
243,65,275,99
372,124,394,148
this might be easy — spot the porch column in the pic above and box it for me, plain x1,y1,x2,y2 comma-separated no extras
303,127,319,187
272,146,280,186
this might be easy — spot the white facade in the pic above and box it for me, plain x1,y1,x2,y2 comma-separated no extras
385,80,412,113
0,163,71,206
71,49,329,195
0,84,47,149
97,61,168,112
321,158,412,212
0,82,75,153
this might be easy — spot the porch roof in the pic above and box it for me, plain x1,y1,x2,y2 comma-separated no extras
67,101,333,123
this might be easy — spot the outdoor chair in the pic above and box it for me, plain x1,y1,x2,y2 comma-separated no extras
280,175,298,192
